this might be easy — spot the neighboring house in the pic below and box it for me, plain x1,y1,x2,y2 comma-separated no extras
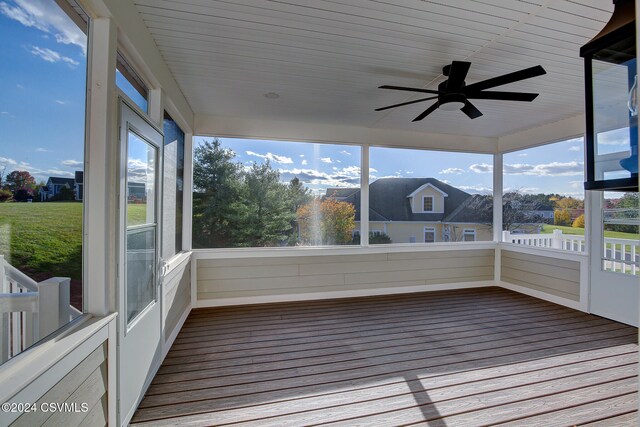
128,182,147,202
40,172,84,201
523,209,555,222
325,178,493,243
74,171,84,201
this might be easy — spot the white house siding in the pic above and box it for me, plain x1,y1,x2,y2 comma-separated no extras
163,258,191,342
196,249,495,303
501,250,580,301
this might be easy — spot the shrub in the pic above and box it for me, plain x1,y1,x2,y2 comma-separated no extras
554,209,571,226
572,213,585,228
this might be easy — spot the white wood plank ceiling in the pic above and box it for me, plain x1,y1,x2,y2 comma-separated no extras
133,0,613,138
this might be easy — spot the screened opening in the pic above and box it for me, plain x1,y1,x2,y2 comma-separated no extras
192,137,361,248
162,112,185,258
116,52,149,113
0,0,88,364
502,138,586,252
368,147,493,245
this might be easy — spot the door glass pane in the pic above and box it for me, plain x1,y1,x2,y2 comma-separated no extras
127,131,156,226
126,228,156,323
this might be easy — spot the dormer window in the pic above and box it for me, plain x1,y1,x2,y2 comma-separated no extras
423,196,434,212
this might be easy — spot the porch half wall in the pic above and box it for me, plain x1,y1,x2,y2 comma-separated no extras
194,246,495,307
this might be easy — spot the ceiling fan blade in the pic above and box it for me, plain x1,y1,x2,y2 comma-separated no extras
461,101,483,119
463,65,546,93
375,96,438,111
466,91,539,102
412,102,439,122
379,85,440,95
446,61,471,90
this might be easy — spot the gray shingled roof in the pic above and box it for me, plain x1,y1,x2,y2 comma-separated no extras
48,177,75,186
331,178,475,222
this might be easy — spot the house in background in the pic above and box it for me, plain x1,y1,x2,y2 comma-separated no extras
326,178,493,243
40,172,84,201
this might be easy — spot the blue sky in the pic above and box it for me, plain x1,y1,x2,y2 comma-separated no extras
0,0,86,183
196,137,587,197
0,0,592,198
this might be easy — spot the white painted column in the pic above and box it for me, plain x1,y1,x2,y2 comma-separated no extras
493,153,503,284
85,17,117,316
148,88,164,128
360,145,370,247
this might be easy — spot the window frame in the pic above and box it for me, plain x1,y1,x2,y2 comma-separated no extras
424,227,436,243
422,196,434,212
463,228,476,242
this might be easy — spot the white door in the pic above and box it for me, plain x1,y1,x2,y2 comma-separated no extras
589,192,639,327
118,100,163,424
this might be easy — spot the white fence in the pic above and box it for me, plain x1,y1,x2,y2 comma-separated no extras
503,230,639,275
0,256,77,363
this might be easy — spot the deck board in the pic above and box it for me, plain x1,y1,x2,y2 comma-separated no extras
131,287,638,426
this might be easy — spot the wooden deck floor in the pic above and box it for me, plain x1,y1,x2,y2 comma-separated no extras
132,287,638,426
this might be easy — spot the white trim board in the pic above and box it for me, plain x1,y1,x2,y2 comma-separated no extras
498,281,581,311
196,280,495,308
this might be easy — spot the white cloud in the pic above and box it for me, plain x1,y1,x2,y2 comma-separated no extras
30,46,78,66
55,99,65,105
16,84,24,89
439,167,464,175
517,153,528,157
339,150,352,156
568,145,581,152
504,161,583,176
469,161,584,177
458,185,492,195
61,159,82,167
301,159,308,165
46,169,73,177
0,156,17,166
598,129,627,146
35,147,50,152
469,163,493,173
504,186,539,194
406,171,414,174
0,0,86,53
246,150,293,164
299,154,304,157
278,165,361,188
320,157,333,164
0,111,8,115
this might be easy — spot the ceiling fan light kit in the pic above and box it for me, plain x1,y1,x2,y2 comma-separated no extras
376,61,546,121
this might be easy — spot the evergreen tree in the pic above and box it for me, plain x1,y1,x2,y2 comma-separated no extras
192,139,244,248
236,162,295,246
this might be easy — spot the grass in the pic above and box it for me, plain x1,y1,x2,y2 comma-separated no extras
127,203,149,225
0,202,82,282
540,224,639,240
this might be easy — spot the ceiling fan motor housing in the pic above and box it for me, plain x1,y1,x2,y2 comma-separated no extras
437,81,466,110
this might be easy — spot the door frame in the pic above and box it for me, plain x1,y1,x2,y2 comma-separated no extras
116,97,164,424
588,191,639,326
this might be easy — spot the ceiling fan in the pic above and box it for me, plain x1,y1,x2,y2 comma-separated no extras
376,61,546,121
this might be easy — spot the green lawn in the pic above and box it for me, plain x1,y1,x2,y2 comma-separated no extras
541,224,638,240
0,202,83,282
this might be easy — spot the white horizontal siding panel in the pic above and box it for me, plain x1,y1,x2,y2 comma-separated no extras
199,273,346,293
345,266,494,286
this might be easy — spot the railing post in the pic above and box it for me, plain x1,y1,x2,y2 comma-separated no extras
551,229,563,249
0,255,6,293
37,278,71,340
502,230,511,243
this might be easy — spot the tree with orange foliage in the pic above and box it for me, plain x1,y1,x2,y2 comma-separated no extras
297,198,355,245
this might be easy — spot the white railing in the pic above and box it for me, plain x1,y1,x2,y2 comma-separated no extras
503,230,639,275
0,256,75,363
